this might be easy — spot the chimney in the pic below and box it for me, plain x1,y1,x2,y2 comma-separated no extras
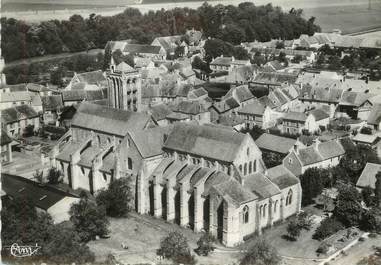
163,133,168,143
293,144,299,154
232,56,235,62
313,138,321,150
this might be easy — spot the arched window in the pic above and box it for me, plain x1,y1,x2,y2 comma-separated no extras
243,205,249,223
244,163,247,175
107,137,111,144
286,189,293,206
263,204,267,217
128,157,133,170
253,160,257,172
249,161,252,174
239,165,243,173
97,135,101,146
247,148,250,156
127,139,131,147
103,173,107,182
259,205,263,217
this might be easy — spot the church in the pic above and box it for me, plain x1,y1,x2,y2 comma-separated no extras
51,64,302,247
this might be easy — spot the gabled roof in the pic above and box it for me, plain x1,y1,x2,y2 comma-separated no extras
356,163,381,189
283,111,307,122
308,108,329,121
116,62,135,72
296,139,345,166
61,89,106,102
1,129,12,146
152,35,182,52
163,123,248,162
244,172,281,199
339,91,373,107
148,103,173,121
0,91,32,103
253,72,298,86
172,100,208,115
367,104,381,125
188,87,208,99
41,95,64,111
256,133,298,154
237,99,266,116
1,105,39,124
213,97,240,113
75,70,106,85
129,126,173,159
213,179,257,205
123,44,162,54
267,165,300,189
1,174,78,211
352,133,379,144
71,102,152,136
223,85,254,103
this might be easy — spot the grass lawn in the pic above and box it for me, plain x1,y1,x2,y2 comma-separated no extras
88,212,241,264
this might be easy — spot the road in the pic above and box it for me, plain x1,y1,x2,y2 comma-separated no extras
4,48,103,69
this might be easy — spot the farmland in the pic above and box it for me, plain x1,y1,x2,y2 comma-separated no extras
2,0,381,35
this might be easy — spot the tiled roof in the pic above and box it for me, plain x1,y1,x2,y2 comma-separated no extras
148,103,173,121
213,97,240,113
339,91,373,107
256,133,297,154
308,108,329,121
244,172,281,199
283,112,307,122
237,99,265,116
129,126,173,158
163,123,248,162
0,91,32,103
356,163,381,189
214,179,257,205
223,85,254,103
76,70,106,85
267,165,300,189
253,72,298,85
116,62,135,72
367,104,381,125
41,95,64,111
71,102,151,136
1,129,12,146
172,100,208,115
353,133,378,144
1,174,78,211
123,44,162,54
296,140,345,166
61,90,106,102
1,105,39,124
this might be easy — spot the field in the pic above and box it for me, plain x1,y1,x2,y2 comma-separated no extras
2,0,381,35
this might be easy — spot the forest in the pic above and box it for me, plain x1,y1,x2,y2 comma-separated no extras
1,2,321,62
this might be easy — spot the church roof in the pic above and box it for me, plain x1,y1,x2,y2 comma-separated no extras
244,172,281,199
267,165,300,189
256,133,298,154
163,123,247,162
71,102,152,136
123,44,162,54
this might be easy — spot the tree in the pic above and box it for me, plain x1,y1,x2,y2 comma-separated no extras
334,184,364,227
195,233,215,256
360,207,381,233
328,55,342,70
362,186,375,207
375,172,381,208
69,194,109,242
96,177,133,217
275,41,285,49
287,219,301,241
47,167,63,184
313,217,344,240
157,231,196,265
50,67,64,87
262,151,284,168
291,54,303,64
300,167,331,206
240,237,281,265
33,169,44,184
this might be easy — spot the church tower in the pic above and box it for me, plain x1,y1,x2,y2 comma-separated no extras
106,64,142,112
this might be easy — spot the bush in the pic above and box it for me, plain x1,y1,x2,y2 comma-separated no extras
287,219,301,240
195,233,215,256
240,237,281,265
157,231,196,265
313,217,344,241
47,167,63,184
360,126,372,135
96,177,133,217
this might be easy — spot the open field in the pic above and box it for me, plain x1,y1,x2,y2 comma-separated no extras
2,0,381,35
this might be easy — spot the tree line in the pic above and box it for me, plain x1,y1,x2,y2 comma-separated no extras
1,2,321,62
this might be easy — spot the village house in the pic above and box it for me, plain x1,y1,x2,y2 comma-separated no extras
280,112,308,135
237,99,281,129
1,129,12,163
250,47,316,63
65,70,108,91
352,133,380,147
0,91,34,110
61,90,107,107
251,72,299,90
210,56,251,73
151,35,184,58
1,174,80,224
367,104,381,130
123,44,166,60
305,108,330,134
41,95,64,125
356,162,381,190
147,103,174,126
1,105,40,138
166,100,211,125
282,139,346,176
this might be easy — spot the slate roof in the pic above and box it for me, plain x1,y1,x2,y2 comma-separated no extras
123,44,162,54
1,174,78,211
78,146,103,168
356,163,381,189
367,104,381,125
213,179,257,205
41,95,64,111
56,141,84,162
237,99,266,116
267,165,300,189
163,123,247,162
129,126,173,158
1,105,39,124
1,129,12,146
71,102,151,136
244,172,281,199
256,133,297,154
